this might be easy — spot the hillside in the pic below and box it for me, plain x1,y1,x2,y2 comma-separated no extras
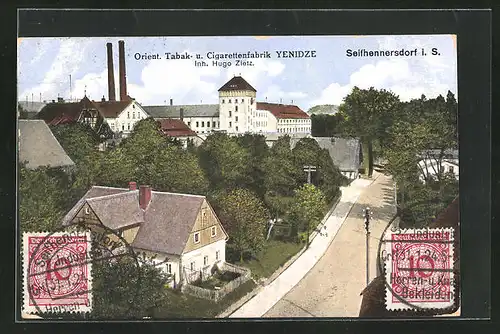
307,104,339,115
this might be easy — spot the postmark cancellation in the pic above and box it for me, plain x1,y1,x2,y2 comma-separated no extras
383,228,455,311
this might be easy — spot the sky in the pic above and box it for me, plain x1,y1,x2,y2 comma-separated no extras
17,35,457,111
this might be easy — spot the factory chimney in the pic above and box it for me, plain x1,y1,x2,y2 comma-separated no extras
106,43,116,101
118,40,127,101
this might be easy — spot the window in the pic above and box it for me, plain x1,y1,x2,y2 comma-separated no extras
201,121,205,127
235,126,239,131
84,207,90,215
132,104,135,109
194,232,200,244
229,99,232,103
235,106,238,112
204,256,208,266
196,121,199,127
218,121,220,127
216,250,220,261
202,210,207,226
166,263,172,274
440,166,445,173
222,99,225,103
127,112,130,119
229,111,232,117
211,226,217,237
188,121,191,126
127,123,130,130
132,112,135,119
229,121,232,128
190,262,195,271
212,121,216,127
122,124,125,131
207,122,210,128
235,116,238,122
449,166,454,173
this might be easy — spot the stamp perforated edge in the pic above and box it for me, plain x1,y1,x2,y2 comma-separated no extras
22,231,93,316
384,227,456,311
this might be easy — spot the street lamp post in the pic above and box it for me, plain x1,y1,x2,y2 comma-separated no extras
364,207,373,286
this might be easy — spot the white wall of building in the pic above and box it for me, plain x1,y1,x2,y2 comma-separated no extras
180,239,226,283
418,159,459,182
219,90,256,134
183,116,219,134
276,117,311,134
106,101,149,137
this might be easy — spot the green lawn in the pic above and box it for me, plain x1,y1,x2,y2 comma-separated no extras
152,279,257,319
234,240,305,280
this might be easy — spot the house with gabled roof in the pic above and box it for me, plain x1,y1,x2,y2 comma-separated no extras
61,183,229,287
157,118,204,147
288,136,362,180
36,95,149,138
18,119,75,171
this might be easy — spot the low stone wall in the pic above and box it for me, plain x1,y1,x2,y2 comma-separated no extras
181,262,251,302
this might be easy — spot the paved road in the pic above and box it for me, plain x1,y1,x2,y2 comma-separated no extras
263,172,396,317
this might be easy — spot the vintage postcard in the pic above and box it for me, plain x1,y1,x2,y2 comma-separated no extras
17,34,459,320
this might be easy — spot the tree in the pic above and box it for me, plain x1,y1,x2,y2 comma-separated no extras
197,132,250,191
338,87,401,177
311,113,345,137
153,145,209,195
50,123,100,164
217,188,268,262
236,133,270,198
289,184,326,247
89,256,170,319
19,164,68,232
292,138,344,204
262,136,301,219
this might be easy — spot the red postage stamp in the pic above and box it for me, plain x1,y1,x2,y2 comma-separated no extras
383,228,455,310
22,232,93,314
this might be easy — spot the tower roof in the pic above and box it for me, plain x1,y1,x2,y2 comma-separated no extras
218,76,256,92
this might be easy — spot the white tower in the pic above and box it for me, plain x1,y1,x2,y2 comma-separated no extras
218,75,257,134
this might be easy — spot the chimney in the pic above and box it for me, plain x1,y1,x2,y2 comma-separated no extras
180,108,184,121
170,98,173,106
118,40,127,101
128,181,137,191
139,185,152,210
106,42,116,101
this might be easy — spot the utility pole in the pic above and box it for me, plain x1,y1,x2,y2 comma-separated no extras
303,165,317,184
364,207,373,286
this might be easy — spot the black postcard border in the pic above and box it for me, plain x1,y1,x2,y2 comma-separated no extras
4,7,492,334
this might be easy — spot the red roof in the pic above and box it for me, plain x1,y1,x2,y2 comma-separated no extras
158,119,197,137
94,100,132,118
256,102,310,119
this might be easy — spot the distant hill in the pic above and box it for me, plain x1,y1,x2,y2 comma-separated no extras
307,104,339,115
